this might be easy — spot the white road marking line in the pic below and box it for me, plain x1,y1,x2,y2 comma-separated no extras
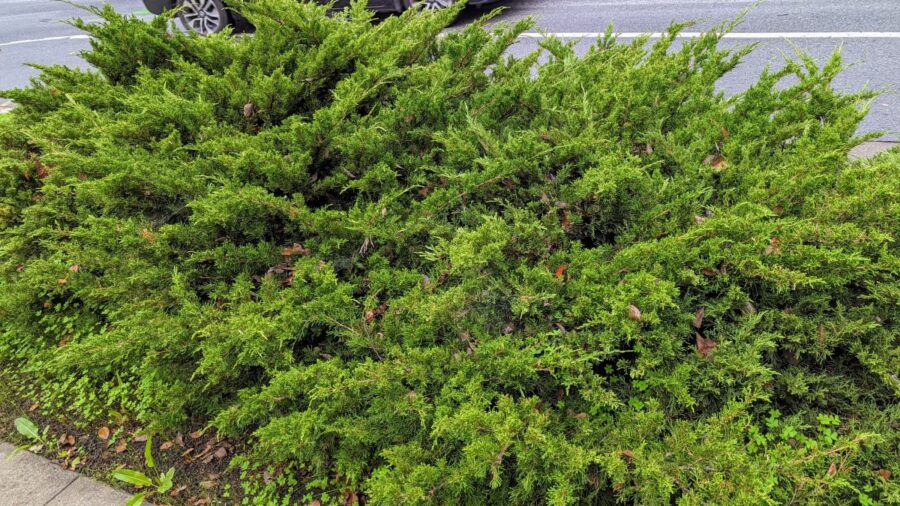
520,32,900,39
0,35,89,47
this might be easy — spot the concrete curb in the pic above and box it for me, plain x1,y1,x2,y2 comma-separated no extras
0,442,135,506
849,140,899,159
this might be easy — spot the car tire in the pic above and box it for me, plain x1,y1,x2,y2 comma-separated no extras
178,0,231,35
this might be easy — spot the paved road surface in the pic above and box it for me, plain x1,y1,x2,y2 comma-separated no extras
1,0,898,139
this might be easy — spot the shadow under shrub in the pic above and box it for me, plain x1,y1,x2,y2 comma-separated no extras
0,1,897,504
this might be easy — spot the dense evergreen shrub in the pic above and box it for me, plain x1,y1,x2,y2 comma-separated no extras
1,1,897,503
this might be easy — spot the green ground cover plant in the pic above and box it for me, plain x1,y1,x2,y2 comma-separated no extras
0,1,897,503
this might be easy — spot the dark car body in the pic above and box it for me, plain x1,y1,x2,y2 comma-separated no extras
143,0,496,15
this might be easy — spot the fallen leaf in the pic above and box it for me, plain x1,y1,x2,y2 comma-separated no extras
214,447,227,459
560,210,572,232
98,426,110,440
704,153,728,170
170,485,187,497
243,102,254,117
307,501,322,506
701,268,719,277
627,305,642,322
554,265,568,279
877,468,891,480
174,433,185,447
114,440,127,453
693,215,706,225
343,491,359,506
827,462,838,476
764,236,781,256
281,243,310,257
35,159,50,179
189,430,203,439
57,278,67,285
132,435,148,443
199,480,217,489
696,333,718,358
160,441,174,451
68,265,80,272
693,308,705,329
621,449,634,461
28,403,38,412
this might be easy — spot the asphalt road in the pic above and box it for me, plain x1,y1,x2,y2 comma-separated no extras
1,0,898,139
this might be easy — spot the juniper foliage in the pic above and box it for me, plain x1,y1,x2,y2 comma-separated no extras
0,1,897,504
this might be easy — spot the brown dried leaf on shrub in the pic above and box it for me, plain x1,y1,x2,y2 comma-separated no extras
554,265,567,279
696,333,717,358
703,153,728,170
693,308,705,329
627,305,642,321
343,491,359,505
764,237,781,255
281,243,310,257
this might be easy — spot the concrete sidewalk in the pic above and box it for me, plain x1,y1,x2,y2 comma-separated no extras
0,442,133,506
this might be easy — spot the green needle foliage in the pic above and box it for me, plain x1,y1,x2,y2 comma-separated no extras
1,1,897,504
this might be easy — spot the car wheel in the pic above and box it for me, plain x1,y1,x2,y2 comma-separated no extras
413,0,456,10
178,0,230,35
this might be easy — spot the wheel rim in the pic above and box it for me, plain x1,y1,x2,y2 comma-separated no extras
417,0,454,10
181,0,224,35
